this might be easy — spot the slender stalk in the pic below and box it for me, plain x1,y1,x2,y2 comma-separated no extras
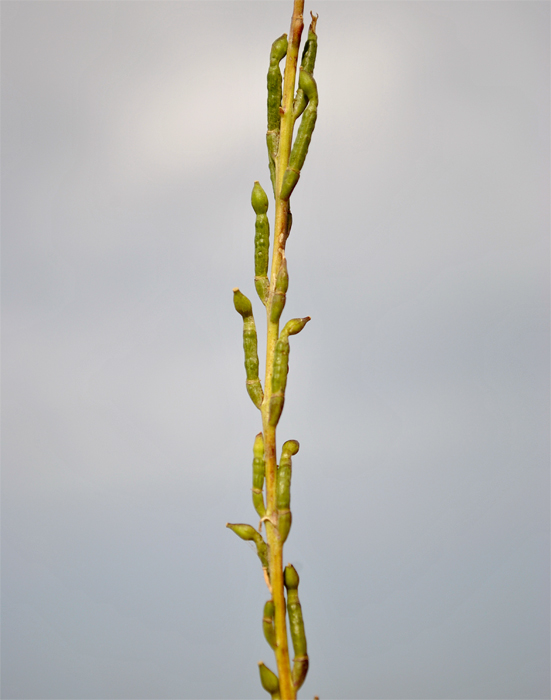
229,2,319,697
260,4,304,698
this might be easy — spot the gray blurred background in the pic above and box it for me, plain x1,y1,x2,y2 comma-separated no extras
2,2,549,699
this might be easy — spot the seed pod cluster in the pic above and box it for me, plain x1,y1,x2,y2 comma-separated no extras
251,182,271,305
233,288,264,409
284,564,309,690
266,34,288,194
252,432,266,518
270,256,289,324
293,14,318,119
276,440,299,543
280,67,318,201
226,522,270,572
230,11,320,697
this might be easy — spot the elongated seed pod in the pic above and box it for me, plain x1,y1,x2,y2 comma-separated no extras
252,432,266,518
301,13,318,74
267,34,288,194
268,335,289,427
284,564,309,689
276,441,299,510
251,182,270,305
258,662,280,695
276,440,299,542
233,288,263,409
281,68,318,201
262,600,276,650
270,257,289,323
226,523,270,571
281,316,311,339
293,15,318,119
268,319,310,427
267,34,287,131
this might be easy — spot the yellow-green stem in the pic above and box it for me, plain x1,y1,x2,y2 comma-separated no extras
261,3,304,698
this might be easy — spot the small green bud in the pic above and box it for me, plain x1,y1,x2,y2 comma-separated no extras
251,181,269,215
233,288,253,317
281,316,311,338
258,662,280,695
269,34,288,66
226,522,257,541
281,439,300,459
284,563,300,590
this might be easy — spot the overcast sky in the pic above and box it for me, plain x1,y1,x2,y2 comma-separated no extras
2,2,549,699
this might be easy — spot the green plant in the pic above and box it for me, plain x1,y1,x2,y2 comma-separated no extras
226,2,319,699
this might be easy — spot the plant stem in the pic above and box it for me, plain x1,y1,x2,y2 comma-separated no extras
261,3,305,698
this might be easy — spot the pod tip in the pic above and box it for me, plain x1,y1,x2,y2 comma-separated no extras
232,287,239,293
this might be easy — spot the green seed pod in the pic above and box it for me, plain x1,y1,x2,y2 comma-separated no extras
266,34,287,196
276,442,299,541
281,69,318,201
262,600,276,650
271,337,289,395
251,182,270,305
267,34,287,131
281,316,311,339
278,509,292,543
233,288,264,409
226,522,257,541
276,439,299,512
292,655,309,691
270,258,289,323
252,432,266,518
284,564,308,686
226,523,270,571
258,662,280,695
268,335,289,427
301,14,318,74
293,16,318,119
